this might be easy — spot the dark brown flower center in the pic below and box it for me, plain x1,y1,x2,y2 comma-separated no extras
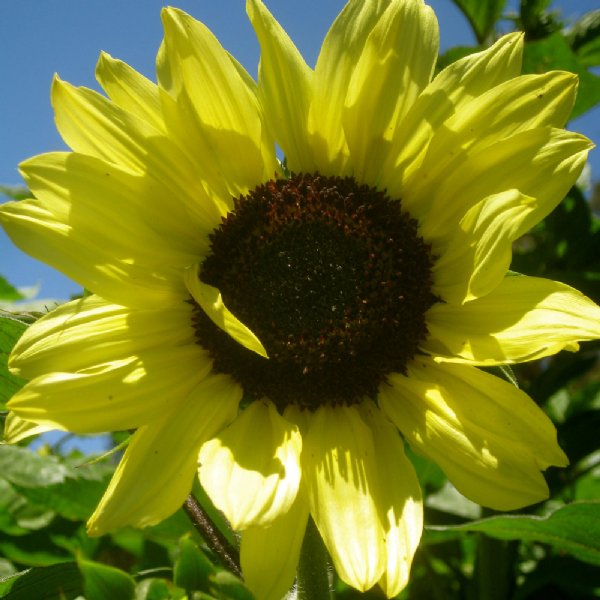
193,173,437,410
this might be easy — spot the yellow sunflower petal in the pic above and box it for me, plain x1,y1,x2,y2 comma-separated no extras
303,404,385,591
159,7,276,194
407,71,578,209
51,77,223,231
421,128,592,241
8,344,211,434
247,0,316,173
95,52,165,132
382,32,523,206
184,264,268,358
358,402,423,598
241,493,309,600
380,358,568,510
3,412,53,444
199,400,302,530
343,0,438,183
425,275,600,364
308,0,390,173
23,151,204,255
0,201,188,311
8,295,194,380
6,208,163,309
432,189,537,304
87,373,241,535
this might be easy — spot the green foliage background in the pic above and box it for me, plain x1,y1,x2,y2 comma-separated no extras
1,1,600,598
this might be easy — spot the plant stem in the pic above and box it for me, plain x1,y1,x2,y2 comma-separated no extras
183,494,242,578
296,517,333,600
473,532,517,600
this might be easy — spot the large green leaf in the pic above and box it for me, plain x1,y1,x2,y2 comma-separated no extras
0,314,27,408
523,31,600,119
451,0,506,43
10,450,115,522
427,502,600,566
78,557,136,600
0,563,83,599
0,445,69,488
173,537,214,592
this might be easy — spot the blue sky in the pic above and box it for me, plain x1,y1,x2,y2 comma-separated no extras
1,0,599,301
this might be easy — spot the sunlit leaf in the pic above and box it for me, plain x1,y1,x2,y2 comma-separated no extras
523,32,600,119
427,502,600,566
0,276,24,302
0,446,69,488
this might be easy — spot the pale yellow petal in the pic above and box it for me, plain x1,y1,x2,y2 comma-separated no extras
303,404,385,591
5,152,199,308
0,198,187,310
199,400,302,530
159,8,277,195
52,77,223,231
8,295,194,380
308,0,390,174
382,32,524,206
420,128,592,242
3,412,53,443
23,151,206,255
425,275,600,364
432,190,537,304
241,493,309,600
343,0,438,183
380,358,568,510
184,264,268,358
88,373,241,535
8,345,211,434
358,402,423,598
247,0,316,173
95,52,166,132
407,71,578,211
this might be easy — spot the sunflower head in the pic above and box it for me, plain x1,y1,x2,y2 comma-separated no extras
196,172,437,410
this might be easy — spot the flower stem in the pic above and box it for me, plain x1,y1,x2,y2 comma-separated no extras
183,494,242,578
296,517,333,600
473,532,517,600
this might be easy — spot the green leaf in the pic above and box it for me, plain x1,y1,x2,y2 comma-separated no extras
427,502,600,566
13,472,112,522
173,537,214,592
519,0,562,40
0,186,29,202
523,31,600,119
134,578,173,600
0,563,84,599
568,10,600,68
210,570,254,600
0,530,73,566
451,0,506,43
10,449,115,521
0,314,28,409
0,276,24,302
0,445,69,488
78,557,136,600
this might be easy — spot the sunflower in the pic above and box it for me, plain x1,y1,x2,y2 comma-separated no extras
2,0,600,597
